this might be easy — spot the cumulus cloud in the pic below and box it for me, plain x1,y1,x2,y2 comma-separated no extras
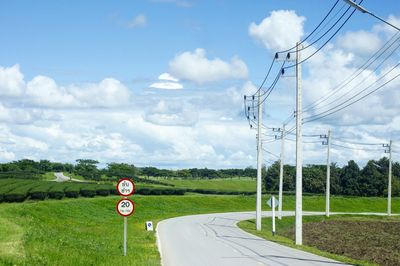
337,30,382,55
127,14,147,28
26,76,79,108
249,10,305,51
144,100,198,126
69,78,131,107
0,64,25,96
169,48,248,84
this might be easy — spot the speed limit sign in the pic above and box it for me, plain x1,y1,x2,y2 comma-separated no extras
116,198,135,217
117,178,135,196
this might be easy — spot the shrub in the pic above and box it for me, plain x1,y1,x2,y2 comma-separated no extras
80,186,96,197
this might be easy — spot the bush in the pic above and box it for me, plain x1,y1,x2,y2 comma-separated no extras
4,193,27,202
80,186,96,197
48,191,64,199
29,191,47,200
64,186,80,198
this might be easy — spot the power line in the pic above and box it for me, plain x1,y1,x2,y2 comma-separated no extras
331,138,385,146
304,32,400,114
304,63,400,123
331,143,384,152
283,2,361,70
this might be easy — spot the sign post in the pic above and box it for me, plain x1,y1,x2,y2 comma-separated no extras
267,196,279,236
116,178,135,256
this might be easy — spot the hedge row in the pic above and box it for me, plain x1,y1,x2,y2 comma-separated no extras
0,179,189,203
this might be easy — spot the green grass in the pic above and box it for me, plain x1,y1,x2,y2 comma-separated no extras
160,178,257,192
0,194,262,266
1,194,398,265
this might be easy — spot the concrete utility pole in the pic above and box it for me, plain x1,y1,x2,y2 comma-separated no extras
325,130,331,217
278,124,285,220
388,140,392,216
295,42,303,245
256,89,263,230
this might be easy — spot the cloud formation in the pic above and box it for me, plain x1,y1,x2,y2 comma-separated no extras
169,48,248,84
249,10,305,51
149,72,183,89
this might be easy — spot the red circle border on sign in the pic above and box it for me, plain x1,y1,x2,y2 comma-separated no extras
116,198,135,217
116,178,135,196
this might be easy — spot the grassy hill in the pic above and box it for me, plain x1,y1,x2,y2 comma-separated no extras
0,194,399,265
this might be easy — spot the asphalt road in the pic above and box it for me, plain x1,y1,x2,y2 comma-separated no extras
53,172,83,182
157,211,350,266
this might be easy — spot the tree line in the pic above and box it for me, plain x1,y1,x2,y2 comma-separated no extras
0,157,399,197
264,157,400,197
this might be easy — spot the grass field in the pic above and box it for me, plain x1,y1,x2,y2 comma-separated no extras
158,178,257,192
0,194,399,265
239,215,400,266
0,195,260,266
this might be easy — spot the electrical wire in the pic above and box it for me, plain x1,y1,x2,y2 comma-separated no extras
331,143,384,152
304,63,400,123
283,1,362,70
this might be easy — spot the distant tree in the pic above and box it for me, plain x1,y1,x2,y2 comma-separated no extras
75,159,100,180
339,160,361,195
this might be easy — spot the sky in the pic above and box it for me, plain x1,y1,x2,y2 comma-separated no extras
0,0,399,169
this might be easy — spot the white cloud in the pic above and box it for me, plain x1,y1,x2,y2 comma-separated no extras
144,100,198,126
69,78,131,107
0,64,25,96
25,76,131,108
127,14,147,28
150,72,183,89
149,82,183,90
26,76,79,108
373,15,400,36
337,30,382,55
169,48,248,84
158,72,179,82
249,10,305,51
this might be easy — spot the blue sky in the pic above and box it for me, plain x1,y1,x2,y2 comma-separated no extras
0,0,399,168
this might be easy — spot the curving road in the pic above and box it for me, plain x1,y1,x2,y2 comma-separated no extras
53,172,83,182
157,211,350,266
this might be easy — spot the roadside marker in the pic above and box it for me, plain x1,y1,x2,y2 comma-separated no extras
267,196,278,236
146,221,154,231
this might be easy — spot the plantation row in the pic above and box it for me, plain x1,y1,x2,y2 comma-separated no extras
0,179,186,203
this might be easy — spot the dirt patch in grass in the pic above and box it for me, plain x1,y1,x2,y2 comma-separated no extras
283,219,400,266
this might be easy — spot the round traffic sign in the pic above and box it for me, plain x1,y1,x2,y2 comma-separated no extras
116,178,135,196
116,198,135,216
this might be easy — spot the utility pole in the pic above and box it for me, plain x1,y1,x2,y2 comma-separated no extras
295,42,303,245
325,130,331,217
256,89,263,230
384,140,392,216
278,124,285,220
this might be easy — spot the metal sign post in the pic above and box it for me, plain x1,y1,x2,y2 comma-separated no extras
267,196,279,236
272,196,276,236
116,179,135,256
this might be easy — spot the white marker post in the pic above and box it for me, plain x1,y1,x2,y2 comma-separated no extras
267,196,279,236
116,178,135,256
272,196,276,236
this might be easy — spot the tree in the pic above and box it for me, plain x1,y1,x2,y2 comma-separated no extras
75,159,100,180
339,160,361,195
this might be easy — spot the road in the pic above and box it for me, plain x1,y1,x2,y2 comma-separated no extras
157,211,350,266
53,172,83,182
